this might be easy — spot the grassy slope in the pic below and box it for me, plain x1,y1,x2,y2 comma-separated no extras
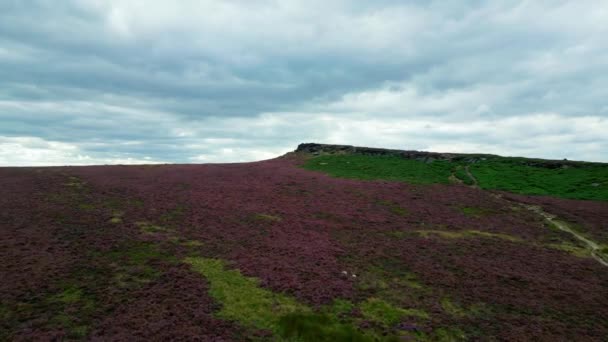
470,158,608,201
304,155,453,185
184,257,425,341
303,154,608,201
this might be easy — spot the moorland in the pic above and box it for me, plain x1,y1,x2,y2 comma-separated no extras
1,143,607,341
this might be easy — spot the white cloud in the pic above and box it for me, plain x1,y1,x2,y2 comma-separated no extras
320,82,507,119
189,148,283,164
1,1,607,165
0,136,164,166
80,0,429,59
186,111,608,162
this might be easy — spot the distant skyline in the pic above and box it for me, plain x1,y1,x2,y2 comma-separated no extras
1,1,607,165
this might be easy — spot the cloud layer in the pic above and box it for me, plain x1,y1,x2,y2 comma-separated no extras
1,0,607,165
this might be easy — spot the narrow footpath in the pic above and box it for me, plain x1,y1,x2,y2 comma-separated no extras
463,166,607,267
524,205,608,267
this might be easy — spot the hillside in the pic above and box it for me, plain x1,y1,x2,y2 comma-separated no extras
1,144,608,341
299,143,608,201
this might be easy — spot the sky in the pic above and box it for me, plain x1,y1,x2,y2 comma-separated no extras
1,0,607,166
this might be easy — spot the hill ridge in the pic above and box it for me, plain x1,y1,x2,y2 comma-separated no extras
295,142,606,167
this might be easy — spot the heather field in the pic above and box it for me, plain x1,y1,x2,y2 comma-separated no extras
2,152,608,341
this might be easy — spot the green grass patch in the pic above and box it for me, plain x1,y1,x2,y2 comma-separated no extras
547,243,590,258
377,200,409,217
42,284,97,339
103,198,144,209
441,298,468,318
77,203,95,211
470,158,608,201
107,241,175,288
108,241,174,264
440,297,491,319
415,327,467,342
387,230,407,239
135,221,172,234
454,166,475,185
49,313,90,339
184,257,308,332
356,258,427,307
67,325,89,339
278,313,373,342
159,204,188,224
360,298,428,327
303,155,453,184
358,267,423,293
109,217,123,224
109,211,124,224
302,153,608,201
184,258,411,340
327,299,356,318
0,304,11,322
64,182,86,188
416,229,520,242
52,286,84,304
182,239,204,247
545,220,564,233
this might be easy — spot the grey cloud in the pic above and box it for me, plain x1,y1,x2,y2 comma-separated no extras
0,1,607,165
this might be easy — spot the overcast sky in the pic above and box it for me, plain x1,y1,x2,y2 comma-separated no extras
1,1,607,165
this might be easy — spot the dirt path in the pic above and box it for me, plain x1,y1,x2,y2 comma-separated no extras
448,173,463,184
524,205,608,267
487,192,608,267
460,167,607,267
464,166,479,188
448,165,477,186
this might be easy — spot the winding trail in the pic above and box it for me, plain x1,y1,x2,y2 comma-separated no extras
524,205,608,267
448,173,463,184
464,166,479,188
492,191,608,267
462,166,608,267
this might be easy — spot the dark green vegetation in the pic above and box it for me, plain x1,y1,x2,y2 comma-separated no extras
304,155,453,184
184,257,307,332
278,313,371,342
469,158,608,201
303,154,608,201
184,257,432,341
